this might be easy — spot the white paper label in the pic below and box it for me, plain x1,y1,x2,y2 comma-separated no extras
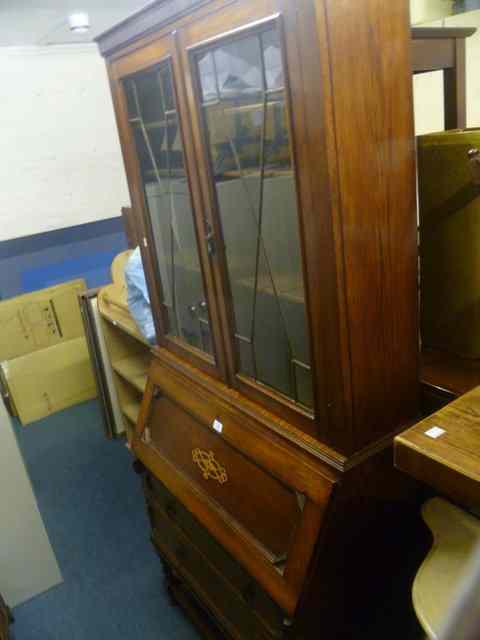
212,419,223,434
425,426,446,439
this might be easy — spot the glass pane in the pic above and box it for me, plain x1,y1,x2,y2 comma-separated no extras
124,63,213,356
262,28,284,91
197,52,215,102
195,26,313,408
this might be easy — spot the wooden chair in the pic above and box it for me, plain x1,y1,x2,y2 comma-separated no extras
413,498,480,639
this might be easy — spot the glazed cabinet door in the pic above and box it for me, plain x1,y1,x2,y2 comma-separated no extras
108,33,228,380
178,0,323,432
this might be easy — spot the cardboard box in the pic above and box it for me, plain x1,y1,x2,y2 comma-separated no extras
0,279,86,362
1,337,96,425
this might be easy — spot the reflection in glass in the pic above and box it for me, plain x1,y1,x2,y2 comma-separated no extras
195,26,313,408
124,62,213,356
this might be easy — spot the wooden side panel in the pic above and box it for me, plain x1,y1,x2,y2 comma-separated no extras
291,0,353,452
318,0,419,449
121,206,139,249
296,446,426,639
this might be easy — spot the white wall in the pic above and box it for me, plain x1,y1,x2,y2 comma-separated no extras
0,43,130,242
0,400,62,606
413,10,480,134
410,0,455,24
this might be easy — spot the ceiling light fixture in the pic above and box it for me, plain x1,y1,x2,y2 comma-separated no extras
36,10,91,44
68,12,90,33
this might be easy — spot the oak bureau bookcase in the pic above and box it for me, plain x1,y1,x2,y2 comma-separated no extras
97,1,420,638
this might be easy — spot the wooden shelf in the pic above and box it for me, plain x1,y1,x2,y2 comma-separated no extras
98,278,150,347
157,251,202,276
97,253,152,438
421,348,480,398
129,116,178,130
223,99,284,116
236,273,305,305
112,354,149,393
123,401,140,425
101,309,150,346
145,169,186,179
221,168,292,179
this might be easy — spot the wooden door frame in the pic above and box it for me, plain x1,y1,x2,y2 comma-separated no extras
108,32,229,382
175,0,348,442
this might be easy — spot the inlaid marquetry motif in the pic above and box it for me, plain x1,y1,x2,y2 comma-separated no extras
192,448,228,484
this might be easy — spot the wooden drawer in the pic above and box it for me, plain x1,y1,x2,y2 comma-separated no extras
150,498,280,640
145,474,285,636
145,394,302,562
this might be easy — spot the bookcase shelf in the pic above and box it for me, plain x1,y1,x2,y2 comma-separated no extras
112,354,149,394
122,401,141,425
97,252,152,443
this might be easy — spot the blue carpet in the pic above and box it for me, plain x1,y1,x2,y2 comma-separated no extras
11,400,200,640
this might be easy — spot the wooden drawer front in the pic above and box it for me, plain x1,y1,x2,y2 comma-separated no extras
150,500,279,640
146,474,285,635
148,395,301,561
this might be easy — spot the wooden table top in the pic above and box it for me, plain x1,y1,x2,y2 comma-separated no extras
395,386,480,511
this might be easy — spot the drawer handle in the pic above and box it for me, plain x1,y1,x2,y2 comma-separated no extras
192,448,228,485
